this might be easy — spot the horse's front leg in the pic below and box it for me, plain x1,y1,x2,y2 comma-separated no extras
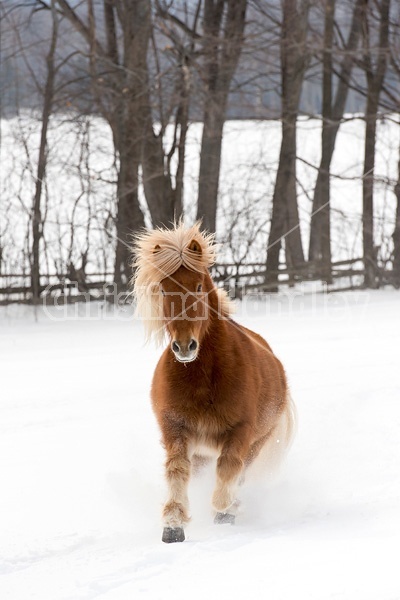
161,433,191,543
212,423,252,523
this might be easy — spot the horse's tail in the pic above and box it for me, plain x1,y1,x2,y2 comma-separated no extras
248,390,297,479
272,390,297,468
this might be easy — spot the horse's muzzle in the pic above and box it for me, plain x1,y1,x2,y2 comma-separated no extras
171,338,198,363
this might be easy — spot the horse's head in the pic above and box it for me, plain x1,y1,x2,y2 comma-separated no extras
133,222,233,351
159,240,209,363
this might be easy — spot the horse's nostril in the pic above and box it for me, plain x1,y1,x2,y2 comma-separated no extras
189,339,198,352
172,341,180,353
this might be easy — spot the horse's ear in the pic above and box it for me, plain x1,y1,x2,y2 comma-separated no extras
188,239,202,255
153,244,161,254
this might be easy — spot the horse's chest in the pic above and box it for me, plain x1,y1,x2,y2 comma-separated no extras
179,382,224,418
177,385,234,444
169,369,238,442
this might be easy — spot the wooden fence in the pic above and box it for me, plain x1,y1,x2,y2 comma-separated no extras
0,258,398,305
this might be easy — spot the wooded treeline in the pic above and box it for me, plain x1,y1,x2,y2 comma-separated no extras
1,0,400,303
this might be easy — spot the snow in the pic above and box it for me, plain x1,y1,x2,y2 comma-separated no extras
1,289,400,599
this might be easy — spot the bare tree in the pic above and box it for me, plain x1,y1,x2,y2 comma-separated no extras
308,0,365,274
153,0,202,221
361,0,390,288
390,12,400,288
393,148,400,286
265,0,309,290
31,0,58,304
196,0,247,233
54,0,176,282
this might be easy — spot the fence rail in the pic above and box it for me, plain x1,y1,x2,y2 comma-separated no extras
0,258,398,305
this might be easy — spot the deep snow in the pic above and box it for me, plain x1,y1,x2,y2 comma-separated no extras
0,289,400,600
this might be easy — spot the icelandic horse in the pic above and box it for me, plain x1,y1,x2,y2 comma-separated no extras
133,222,295,543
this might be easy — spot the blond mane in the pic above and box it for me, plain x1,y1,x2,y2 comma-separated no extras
132,222,234,344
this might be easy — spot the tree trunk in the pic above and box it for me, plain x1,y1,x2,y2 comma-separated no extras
197,106,226,232
110,0,153,283
312,0,335,282
265,0,308,290
113,138,145,284
266,120,298,289
281,118,304,268
362,97,379,288
31,0,58,304
196,0,247,233
393,149,400,287
308,0,364,266
141,116,175,228
171,61,191,221
362,0,390,289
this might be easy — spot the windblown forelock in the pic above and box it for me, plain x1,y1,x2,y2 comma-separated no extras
150,244,208,279
132,222,217,345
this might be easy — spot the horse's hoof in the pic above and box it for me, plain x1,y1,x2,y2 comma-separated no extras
162,527,185,543
214,512,236,525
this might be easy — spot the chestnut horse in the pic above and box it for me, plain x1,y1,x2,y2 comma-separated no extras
133,223,295,543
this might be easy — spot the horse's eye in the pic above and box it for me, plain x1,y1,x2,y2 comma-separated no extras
197,284,202,293
161,289,165,296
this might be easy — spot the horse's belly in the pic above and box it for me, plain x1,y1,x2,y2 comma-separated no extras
188,407,239,458
190,421,223,458
191,439,221,459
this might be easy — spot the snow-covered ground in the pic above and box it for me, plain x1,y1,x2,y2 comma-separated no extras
1,289,400,600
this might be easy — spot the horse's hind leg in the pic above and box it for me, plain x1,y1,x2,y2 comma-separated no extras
214,499,240,524
212,423,252,523
245,401,297,477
